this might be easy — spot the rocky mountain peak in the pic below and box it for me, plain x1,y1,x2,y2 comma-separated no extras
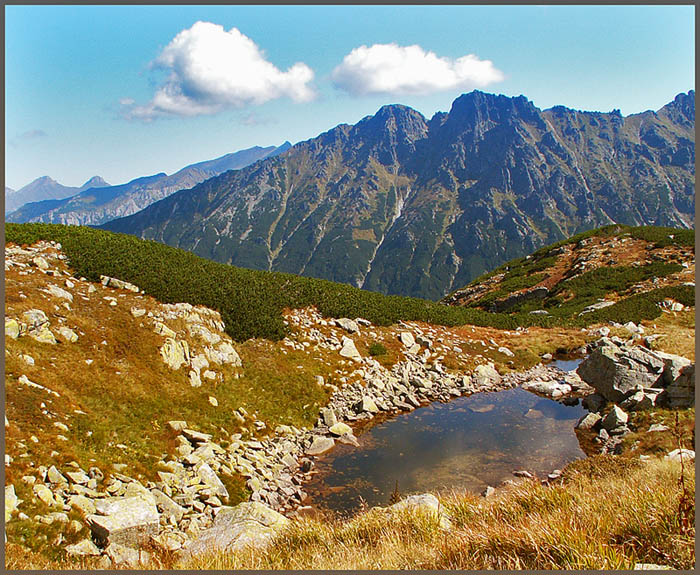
80,176,110,190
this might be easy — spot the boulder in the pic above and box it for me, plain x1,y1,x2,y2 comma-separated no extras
577,339,693,404
306,436,335,456
160,338,190,370
601,406,628,431
65,539,102,557
385,493,452,530
5,318,20,339
32,256,50,270
68,495,97,516
33,484,56,506
45,284,74,302
620,390,660,411
205,341,242,366
105,542,150,568
57,326,79,343
100,275,140,293
196,463,229,501
151,489,186,522
335,318,359,334
664,364,695,408
665,449,695,462
354,396,379,414
575,412,602,431
181,502,289,559
339,337,362,362
473,363,501,386
30,326,57,344
5,485,21,522
329,422,353,436
399,332,415,347
582,393,606,413
87,496,160,547
23,309,50,330
319,407,337,427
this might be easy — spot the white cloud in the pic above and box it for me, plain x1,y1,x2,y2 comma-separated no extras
123,21,315,119
332,43,504,97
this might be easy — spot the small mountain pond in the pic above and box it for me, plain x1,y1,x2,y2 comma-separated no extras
305,359,585,515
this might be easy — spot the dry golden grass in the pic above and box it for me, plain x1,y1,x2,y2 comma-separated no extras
175,456,694,570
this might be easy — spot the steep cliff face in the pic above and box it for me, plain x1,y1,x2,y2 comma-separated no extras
103,90,695,300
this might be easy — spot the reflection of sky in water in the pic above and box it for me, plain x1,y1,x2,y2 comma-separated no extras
307,387,585,515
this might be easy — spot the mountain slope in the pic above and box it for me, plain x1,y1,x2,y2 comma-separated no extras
443,225,695,321
5,176,109,214
7,143,290,226
102,90,695,300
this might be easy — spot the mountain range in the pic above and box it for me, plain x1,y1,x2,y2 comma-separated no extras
6,143,291,226
101,90,695,300
5,176,110,214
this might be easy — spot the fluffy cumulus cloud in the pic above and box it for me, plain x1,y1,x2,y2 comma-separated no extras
332,43,504,97
124,21,315,119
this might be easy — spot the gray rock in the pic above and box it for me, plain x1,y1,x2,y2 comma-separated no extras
181,502,289,559
473,363,501,386
601,405,628,431
481,486,495,498
100,275,140,293
577,339,692,404
306,436,335,456
399,332,415,347
582,393,606,413
664,364,695,408
65,538,102,557
575,412,602,431
319,407,337,427
5,318,20,339
647,424,670,433
67,495,97,516
620,390,659,411
329,422,353,436
182,428,212,444
339,336,362,362
385,493,452,530
105,542,150,568
87,496,160,547
160,338,190,370
665,449,695,462
5,485,21,522
45,284,74,302
33,484,56,506
152,489,186,522
196,463,229,501
335,318,359,334
354,396,379,414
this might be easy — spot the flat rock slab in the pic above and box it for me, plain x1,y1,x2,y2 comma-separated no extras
87,496,159,547
181,502,289,559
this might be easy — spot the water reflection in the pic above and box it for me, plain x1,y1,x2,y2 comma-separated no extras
306,387,585,515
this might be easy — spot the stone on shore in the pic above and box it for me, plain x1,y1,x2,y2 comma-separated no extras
181,502,289,558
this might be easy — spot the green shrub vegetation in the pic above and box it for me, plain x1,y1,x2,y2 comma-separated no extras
368,342,388,357
6,223,693,341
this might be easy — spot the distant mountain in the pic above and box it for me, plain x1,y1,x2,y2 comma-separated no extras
5,175,109,214
7,143,289,226
102,90,694,300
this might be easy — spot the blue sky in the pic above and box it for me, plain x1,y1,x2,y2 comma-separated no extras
5,4,695,190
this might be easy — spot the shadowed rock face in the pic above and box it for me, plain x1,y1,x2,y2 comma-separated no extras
103,90,695,300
